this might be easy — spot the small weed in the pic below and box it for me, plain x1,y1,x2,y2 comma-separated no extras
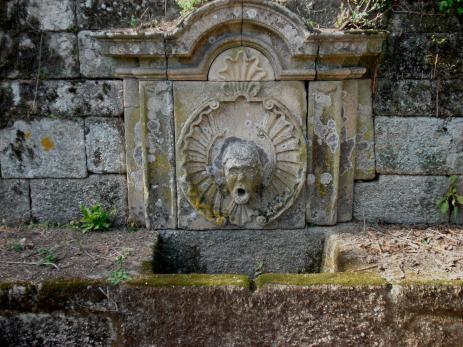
108,249,132,285
176,0,204,15
108,269,130,285
438,0,463,15
336,0,391,29
38,247,58,267
254,260,265,278
79,204,111,233
130,15,138,28
437,175,463,219
8,240,24,252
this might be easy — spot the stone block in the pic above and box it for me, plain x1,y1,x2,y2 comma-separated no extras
1,32,79,79
0,119,87,178
85,117,126,173
379,33,463,80
439,80,463,117
374,79,435,116
158,228,326,276
0,32,17,78
355,79,375,180
353,175,449,224
17,0,75,31
0,80,124,118
0,1,18,30
452,177,463,225
0,179,30,225
387,11,462,34
76,0,167,30
0,313,115,346
30,174,127,224
78,31,117,78
375,117,463,175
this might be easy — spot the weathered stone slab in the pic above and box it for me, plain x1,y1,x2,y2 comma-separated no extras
158,227,326,276
123,79,145,224
374,79,435,116
379,33,463,80
439,80,463,117
387,12,463,34
18,0,75,31
1,32,79,79
0,1,17,30
76,0,166,29
353,175,449,224
85,117,126,173
355,79,375,180
0,31,17,78
17,32,79,79
337,80,358,222
375,117,463,175
1,80,123,118
0,119,86,178
0,179,30,225
307,81,342,225
452,176,463,225
78,31,117,78
0,314,115,346
31,174,127,224
140,81,177,229
174,81,307,230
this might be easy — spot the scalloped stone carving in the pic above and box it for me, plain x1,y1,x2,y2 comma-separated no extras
177,83,306,227
209,47,275,81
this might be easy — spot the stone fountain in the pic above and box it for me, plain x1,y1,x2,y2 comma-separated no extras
95,0,386,274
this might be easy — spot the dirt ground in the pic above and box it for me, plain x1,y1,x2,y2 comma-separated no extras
330,224,463,281
0,225,155,283
1,223,463,283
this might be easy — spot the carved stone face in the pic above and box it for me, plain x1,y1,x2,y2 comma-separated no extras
221,141,262,205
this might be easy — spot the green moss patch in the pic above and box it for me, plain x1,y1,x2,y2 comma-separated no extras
399,279,463,286
255,272,387,289
127,274,250,289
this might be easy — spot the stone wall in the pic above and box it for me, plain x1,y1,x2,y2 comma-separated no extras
0,0,462,225
1,274,463,346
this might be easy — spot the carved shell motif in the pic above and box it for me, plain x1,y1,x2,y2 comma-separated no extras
218,50,267,81
178,47,306,227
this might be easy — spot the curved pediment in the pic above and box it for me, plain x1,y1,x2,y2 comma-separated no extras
95,0,386,81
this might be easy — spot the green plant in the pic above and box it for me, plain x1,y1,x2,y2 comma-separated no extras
79,204,111,233
437,175,463,219
130,15,138,28
336,0,391,29
38,247,58,267
176,0,205,14
108,249,133,285
108,269,130,285
438,0,463,15
8,240,24,252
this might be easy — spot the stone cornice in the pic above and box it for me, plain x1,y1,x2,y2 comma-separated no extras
94,0,387,80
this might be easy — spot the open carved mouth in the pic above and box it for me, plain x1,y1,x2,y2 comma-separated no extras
233,186,250,204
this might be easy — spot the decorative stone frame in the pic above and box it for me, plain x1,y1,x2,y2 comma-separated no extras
96,0,386,229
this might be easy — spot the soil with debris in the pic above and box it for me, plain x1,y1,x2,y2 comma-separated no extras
333,224,463,281
1,224,463,283
0,225,156,283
